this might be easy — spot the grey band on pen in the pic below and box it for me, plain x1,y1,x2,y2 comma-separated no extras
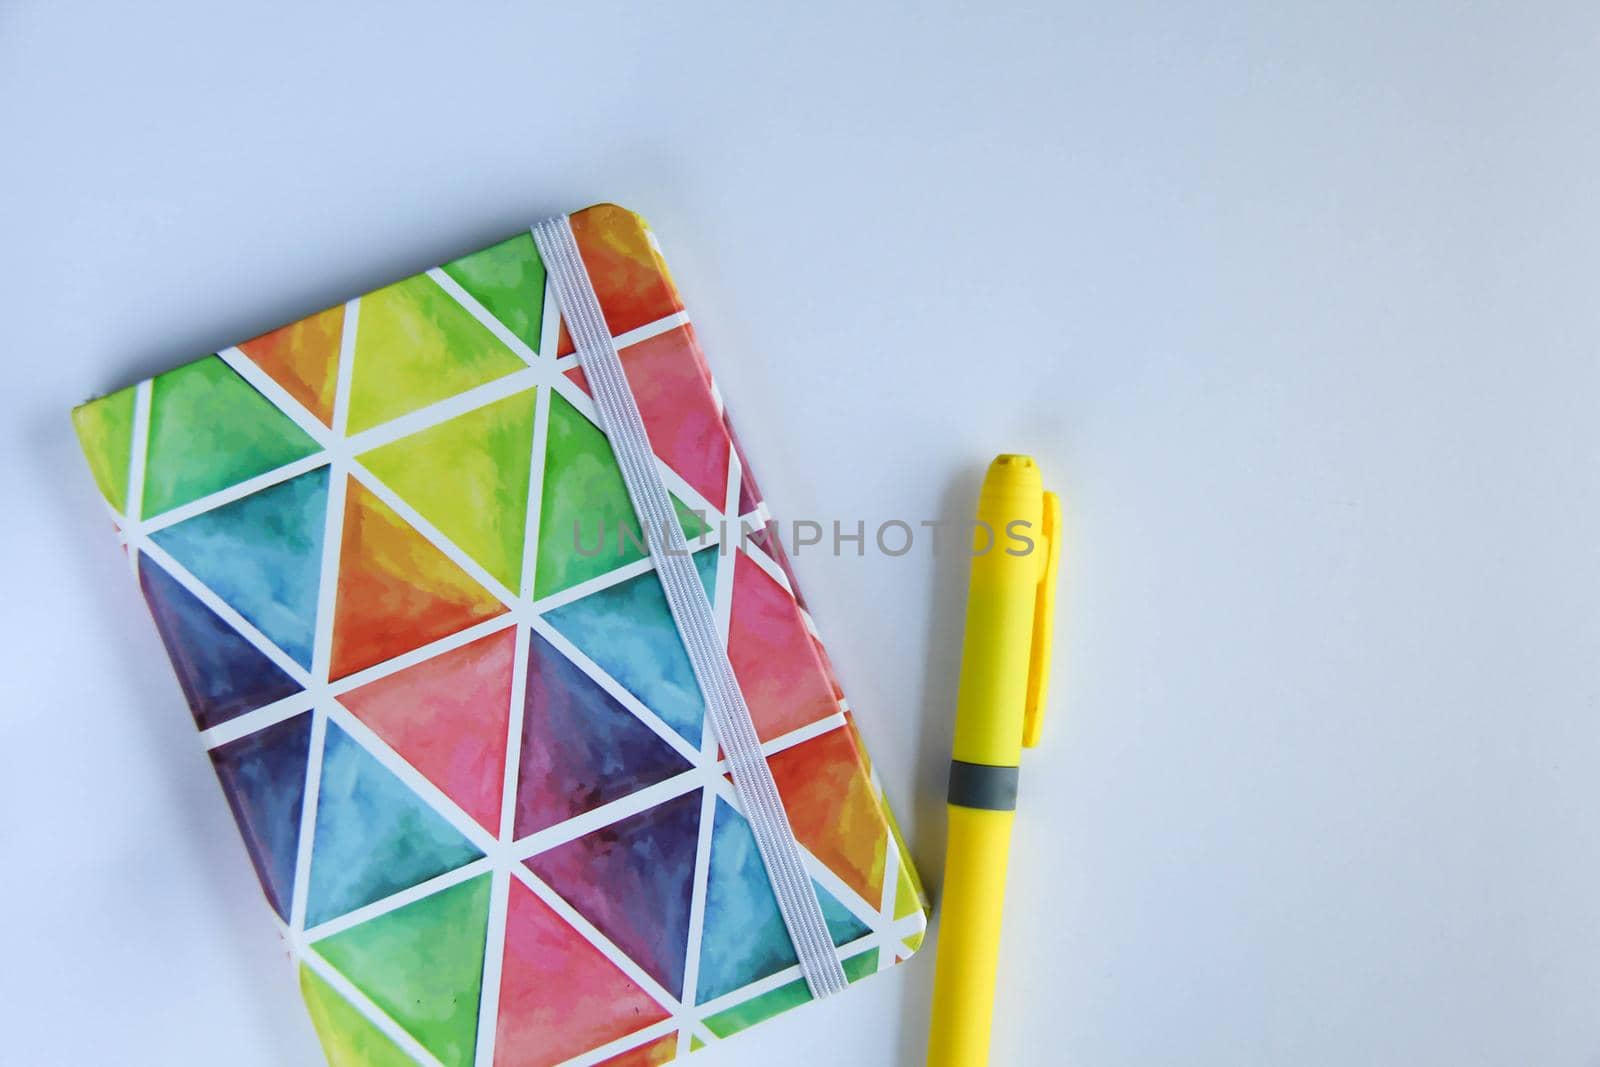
947,759,1020,811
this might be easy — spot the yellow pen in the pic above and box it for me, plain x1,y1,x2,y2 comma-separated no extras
927,454,1061,1067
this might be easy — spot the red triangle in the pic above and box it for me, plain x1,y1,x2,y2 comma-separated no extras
495,879,669,1067
330,478,508,680
338,627,516,834
238,305,344,427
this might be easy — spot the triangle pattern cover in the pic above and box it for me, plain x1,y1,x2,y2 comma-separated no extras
299,964,419,1067
139,555,302,729
542,548,716,748
143,355,321,516
338,626,516,835
346,273,526,434
313,874,492,1067
306,721,483,927
149,465,328,670
515,630,691,837
208,710,313,921
495,878,670,1067
695,797,871,1004
238,304,345,427
358,387,536,591
440,232,546,353
524,789,701,999
330,477,508,680
70,204,930,1063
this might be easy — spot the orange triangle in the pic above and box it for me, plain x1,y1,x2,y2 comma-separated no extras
239,305,345,427
495,879,669,1066
330,478,508,680
595,1034,678,1066
766,725,888,906
338,627,516,834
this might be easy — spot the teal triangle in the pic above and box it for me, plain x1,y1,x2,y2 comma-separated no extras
143,355,321,516
819,881,872,945
149,466,328,669
695,798,871,1004
307,722,483,926
541,548,716,748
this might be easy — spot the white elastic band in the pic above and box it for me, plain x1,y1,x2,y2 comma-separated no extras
533,215,849,1000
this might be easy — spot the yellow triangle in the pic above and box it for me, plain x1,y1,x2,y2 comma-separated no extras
358,389,536,590
346,274,525,433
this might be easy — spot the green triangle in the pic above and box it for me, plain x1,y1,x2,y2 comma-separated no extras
142,356,321,516
535,391,707,598
313,874,492,1067
441,233,546,353
677,497,711,543
701,974,810,1039
690,1035,707,1051
347,273,526,434
845,948,879,980
701,949,878,1039
71,385,136,513
299,964,419,1067
359,388,536,590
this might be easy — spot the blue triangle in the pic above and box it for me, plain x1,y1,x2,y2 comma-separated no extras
209,711,313,920
514,629,693,837
819,878,872,945
542,547,717,747
694,798,872,1003
150,466,328,669
306,721,483,926
139,556,302,729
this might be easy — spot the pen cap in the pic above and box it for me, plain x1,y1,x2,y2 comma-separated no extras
1022,490,1061,748
952,455,1045,768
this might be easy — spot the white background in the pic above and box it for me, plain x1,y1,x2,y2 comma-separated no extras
4,3,1599,1065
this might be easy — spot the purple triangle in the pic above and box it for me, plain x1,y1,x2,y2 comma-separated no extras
514,631,692,838
139,556,302,729
525,789,701,999
209,711,313,920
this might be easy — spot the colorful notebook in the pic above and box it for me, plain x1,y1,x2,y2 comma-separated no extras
71,204,928,1066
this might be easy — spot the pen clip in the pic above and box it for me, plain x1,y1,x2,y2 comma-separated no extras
1022,490,1061,748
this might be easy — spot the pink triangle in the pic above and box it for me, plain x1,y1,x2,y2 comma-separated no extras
561,325,731,508
727,550,840,742
495,879,670,1066
338,626,515,834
